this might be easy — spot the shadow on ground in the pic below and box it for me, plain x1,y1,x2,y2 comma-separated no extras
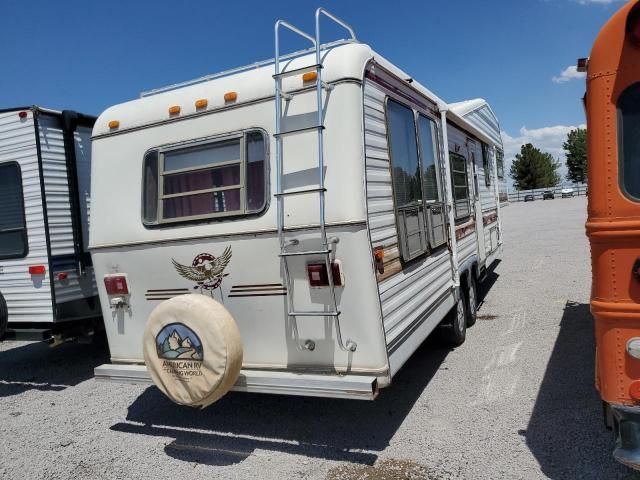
525,301,634,479
111,335,450,467
0,335,108,398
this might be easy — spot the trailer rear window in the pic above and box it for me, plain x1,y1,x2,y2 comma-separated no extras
619,82,640,200
142,131,267,225
0,162,28,259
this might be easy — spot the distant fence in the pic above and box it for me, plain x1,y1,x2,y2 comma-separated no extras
508,184,588,202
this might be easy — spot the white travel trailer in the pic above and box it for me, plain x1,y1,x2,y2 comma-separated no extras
92,9,504,403
0,107,101,342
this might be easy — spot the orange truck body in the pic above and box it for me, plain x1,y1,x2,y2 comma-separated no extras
586,0,640,468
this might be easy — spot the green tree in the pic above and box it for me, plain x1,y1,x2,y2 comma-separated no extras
509,143,561,190
563,128,587,183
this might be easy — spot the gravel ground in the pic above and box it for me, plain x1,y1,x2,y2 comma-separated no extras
1,196,637,480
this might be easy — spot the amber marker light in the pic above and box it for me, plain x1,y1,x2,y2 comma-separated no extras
168,105,181,115
224,91,237,102
302,71,317,82
195,99,208,109
108,120,120,129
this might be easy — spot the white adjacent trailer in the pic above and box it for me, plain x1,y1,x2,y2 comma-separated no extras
92,9,504,404
0,107,101,342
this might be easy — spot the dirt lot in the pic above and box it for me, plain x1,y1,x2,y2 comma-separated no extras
0,196,636,479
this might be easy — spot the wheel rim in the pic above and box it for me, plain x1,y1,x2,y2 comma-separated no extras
457,298,465,332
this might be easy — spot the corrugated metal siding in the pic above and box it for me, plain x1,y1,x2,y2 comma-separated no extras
38,114,75,257
38,117,99,313
0,110,53,322
462,104,501,147
364,80,454,346
457,232,476,265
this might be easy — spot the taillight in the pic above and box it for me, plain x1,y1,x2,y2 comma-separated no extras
628,3,640,47
104,274,129,295
307,262,343,287
28,265,46,275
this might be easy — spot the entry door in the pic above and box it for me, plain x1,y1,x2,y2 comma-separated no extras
468,141,487,265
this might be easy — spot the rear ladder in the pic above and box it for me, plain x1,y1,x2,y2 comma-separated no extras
273,8,357,352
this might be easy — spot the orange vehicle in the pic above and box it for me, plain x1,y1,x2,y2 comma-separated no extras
585,0,640,469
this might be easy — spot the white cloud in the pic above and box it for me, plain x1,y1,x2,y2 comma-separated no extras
552,65,586,84
500,124,586,187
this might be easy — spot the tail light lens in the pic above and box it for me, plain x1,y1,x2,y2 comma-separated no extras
307,262,343,287
104,274,129,295
628,3,640,47
28,265,46,275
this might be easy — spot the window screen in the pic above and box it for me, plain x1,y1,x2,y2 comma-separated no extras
143,131,267,225
0,163,28,259
450,153,471,220
619,82,640,200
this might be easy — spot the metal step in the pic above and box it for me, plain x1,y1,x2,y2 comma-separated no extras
274,187,326,197
274,125,324,138
273,63,322,79
289,311,340,317
279,249,331,257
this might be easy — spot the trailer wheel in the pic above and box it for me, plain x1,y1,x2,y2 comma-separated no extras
466,276,478,327
441,293,467,347
0,291,6,339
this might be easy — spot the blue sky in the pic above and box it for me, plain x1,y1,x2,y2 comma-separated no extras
0,0,624,184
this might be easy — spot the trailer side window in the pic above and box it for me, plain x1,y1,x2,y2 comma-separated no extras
386,99,428,261
450,152,471,221
496,148,504,179
417,115,447,249
142,131,267,225
482,143,491,186
619,82,640,200
0,162,28,259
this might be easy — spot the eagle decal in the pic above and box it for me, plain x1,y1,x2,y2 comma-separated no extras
172,246,232,296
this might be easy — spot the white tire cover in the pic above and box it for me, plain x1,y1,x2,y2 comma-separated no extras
143,294,243,408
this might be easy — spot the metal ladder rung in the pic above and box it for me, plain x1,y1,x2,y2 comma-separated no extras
289,311,341,317
273,125,324,138
273,63,322,79
274,187,326,197
279,249,331,257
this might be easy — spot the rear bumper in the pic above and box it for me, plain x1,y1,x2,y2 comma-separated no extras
95,363,379,400
612,405,640,470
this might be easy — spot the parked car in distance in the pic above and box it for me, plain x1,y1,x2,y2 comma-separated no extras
524,194,535,202
543,190,555,200
561,187,574,198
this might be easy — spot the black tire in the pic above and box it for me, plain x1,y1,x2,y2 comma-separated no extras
441,293,467,347
0,291,7,340
466,276,478,327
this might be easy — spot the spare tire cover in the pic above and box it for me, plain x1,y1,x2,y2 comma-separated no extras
143,294,243,408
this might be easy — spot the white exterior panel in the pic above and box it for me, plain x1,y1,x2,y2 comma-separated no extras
0,110,54,323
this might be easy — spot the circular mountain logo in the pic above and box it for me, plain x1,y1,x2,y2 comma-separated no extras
156,323,203,361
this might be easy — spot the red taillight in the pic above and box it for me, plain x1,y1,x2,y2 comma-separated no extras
628,4,640,47
104,275,129,295
28,265,46,275
18,111,28,119
57,272,68,281
307,262,343,287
